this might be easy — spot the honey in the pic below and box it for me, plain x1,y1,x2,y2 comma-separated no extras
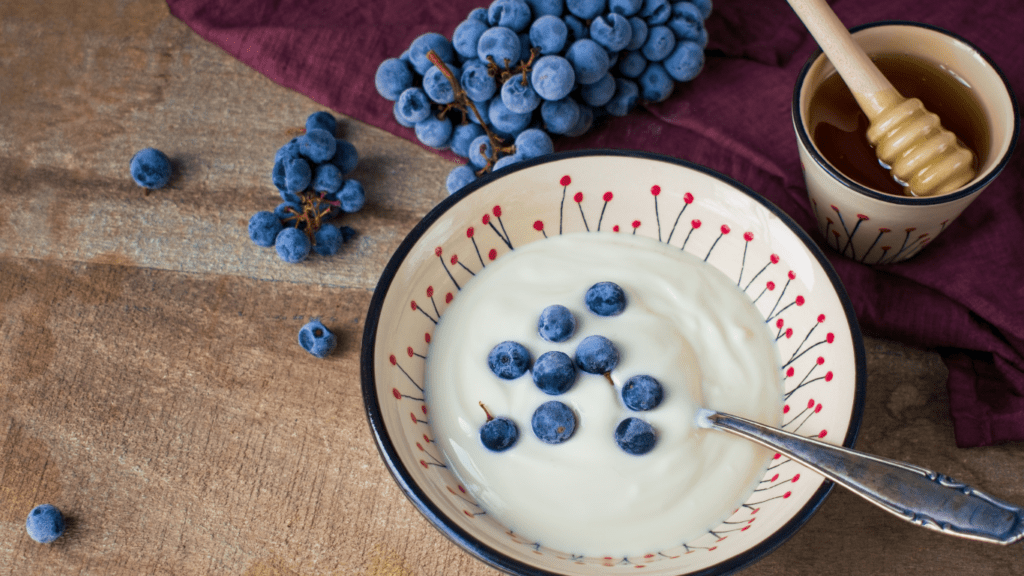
807,53,989,196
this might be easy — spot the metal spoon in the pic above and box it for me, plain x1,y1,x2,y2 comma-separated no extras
696,408,1024,544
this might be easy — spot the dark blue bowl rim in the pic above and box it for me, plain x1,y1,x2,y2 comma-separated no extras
791,20,1020,205
360,149,868,576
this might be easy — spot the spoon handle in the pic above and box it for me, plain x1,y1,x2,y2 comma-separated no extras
702,410,1024,545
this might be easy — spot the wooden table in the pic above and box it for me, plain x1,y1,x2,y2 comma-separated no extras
2,1,1022,574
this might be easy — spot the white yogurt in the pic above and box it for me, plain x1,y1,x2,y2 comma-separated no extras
424,232,782,557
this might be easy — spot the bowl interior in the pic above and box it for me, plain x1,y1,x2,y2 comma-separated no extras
362,151,865,575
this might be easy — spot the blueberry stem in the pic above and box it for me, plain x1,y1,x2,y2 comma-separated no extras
604,372,615,386
479,401,495,422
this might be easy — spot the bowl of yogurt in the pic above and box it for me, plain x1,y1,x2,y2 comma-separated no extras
361,150,866,575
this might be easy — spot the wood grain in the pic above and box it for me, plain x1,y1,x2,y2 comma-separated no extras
1,1,1022,575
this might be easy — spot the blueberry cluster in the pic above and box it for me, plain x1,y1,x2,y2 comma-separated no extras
478,281,664,455
247,112,363,263
374,0,712,194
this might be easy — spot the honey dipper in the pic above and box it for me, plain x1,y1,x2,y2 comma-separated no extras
787,0,977,196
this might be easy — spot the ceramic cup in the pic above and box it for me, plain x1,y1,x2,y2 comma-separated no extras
792,21,1019,264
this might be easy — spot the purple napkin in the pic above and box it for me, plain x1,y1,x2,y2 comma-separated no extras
166,0,1024,447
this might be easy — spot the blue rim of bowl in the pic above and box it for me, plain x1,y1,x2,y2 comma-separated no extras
791,20,1020,205
361,149,868,576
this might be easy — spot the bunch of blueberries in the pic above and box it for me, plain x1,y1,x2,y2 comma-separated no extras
480,280,664,455
374,0,712,194
247,112,364,263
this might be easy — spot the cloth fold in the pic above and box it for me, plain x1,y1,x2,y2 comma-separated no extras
166,0,1024,447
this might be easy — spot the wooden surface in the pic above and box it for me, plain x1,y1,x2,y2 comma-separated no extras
2,1,1023,575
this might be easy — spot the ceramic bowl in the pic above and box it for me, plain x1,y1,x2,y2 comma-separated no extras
361,151,866,575
792,21,1019,264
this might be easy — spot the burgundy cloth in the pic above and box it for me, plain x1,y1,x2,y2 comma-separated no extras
166,0,1024,447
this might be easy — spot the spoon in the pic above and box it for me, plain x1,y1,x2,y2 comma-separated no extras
696,408,1024,545
786,0,977,196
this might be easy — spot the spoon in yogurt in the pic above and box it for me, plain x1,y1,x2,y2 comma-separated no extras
696,408,1024,545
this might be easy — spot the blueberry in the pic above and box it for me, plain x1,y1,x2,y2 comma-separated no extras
667,2,705,43
541,97,581,134
580,72,616,106
487,96,532,137
618,50,648,78
531,55,576,101
609,0,643,16
467,134,494,169
272,157,289,191
640,0,671,25
690,0,713,19
639,61,675,102
621,375,664,411
493,153,522,171
337,179,366,213
477,26,521,68
284,157,312,193
409,32,455,75
275,227,311,263
393,102,415,128
298,129,337,163
274,201,301,226
25,504,65,544
565,39,610,85
450,123,486,159
563,15,588,42
642,25,676,62
423,64,459,105
564,103,595,137
537,304,576,342
615,417,656,454
305,111,337,135
313,224,344,256
481,416,519,451
469,6,489,21
625,16,649,50
248,211,283,247
532,400,577,443
525,0,564,17
566,0,605,20
590,13,633,52
501,76,542,114
374,58,414,101
530,15,569,55
574,335,620,374
453,18,489,60
488,0,532,32
129,147,172,189
585,281,626,316
488,341,531,379
415,115,454,149
311,163,344,195
663,40,704,82
606,78,640,116
515,128,554,159
298,319,337,358
395,87,433,125
461,60,498,102
446,165,477,194
468,97,491,126
329,139,359,175
532,351,578,395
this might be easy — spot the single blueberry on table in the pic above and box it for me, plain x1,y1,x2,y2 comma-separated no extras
26,504,65,544
488,341,531,380
298,319,337,358
532,350,578,395
275,227,312,263
585,281,627,316
374,57,414,101
615,417,657,455
446,165,477,195
575,334,620,374
532,400,577,444
537,304,576,342
480,416,519,451
305,111,337,135
248,211,283,247
130,147,172,189
621,374,664,411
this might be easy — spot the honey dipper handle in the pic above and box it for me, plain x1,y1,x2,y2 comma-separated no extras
786,0,900,118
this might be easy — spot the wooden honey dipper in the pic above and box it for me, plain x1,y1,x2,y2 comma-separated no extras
788,0,977,196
